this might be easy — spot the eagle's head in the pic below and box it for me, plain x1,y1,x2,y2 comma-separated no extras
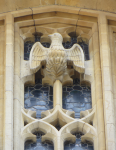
48,33,63,45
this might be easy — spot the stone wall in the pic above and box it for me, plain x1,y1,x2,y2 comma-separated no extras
0,4,116,150
0,0,116,14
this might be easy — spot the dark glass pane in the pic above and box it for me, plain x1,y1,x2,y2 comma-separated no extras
63,37,90,60
24,79,53,119
78,42,90,60
24,35,50,60
63,79,91,119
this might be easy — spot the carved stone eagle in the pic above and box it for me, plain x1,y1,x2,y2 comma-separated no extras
29,33,85,81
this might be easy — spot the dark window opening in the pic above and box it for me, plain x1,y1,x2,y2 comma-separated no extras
64,132,94,150
63,78,91,119
24,77,53,119
25,132,54,150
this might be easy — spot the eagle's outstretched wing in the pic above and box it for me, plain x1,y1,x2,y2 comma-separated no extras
66,44,85,73
29,42,48,73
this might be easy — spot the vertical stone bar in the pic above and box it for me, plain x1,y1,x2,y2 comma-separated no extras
113,33,116,142
0,27,5,150
54,136,64,150
108,27,116,147
53,80,62,108
13,23,21,150
92,23,105,150
4,13,14,150
98,13,115,150
88,34,98,150
20,32,25,150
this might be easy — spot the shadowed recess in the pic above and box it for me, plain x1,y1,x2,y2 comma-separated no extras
64,132,94,150
25,132,54,150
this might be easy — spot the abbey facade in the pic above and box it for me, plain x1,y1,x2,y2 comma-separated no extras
0,1,116,150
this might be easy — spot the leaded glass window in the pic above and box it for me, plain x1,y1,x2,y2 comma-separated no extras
24,79,53,119
24,34,93,150
63,79,91,119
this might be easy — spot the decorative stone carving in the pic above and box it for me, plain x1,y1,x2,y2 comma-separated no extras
21,32,96,150
29,33,85,83
22,106,96,150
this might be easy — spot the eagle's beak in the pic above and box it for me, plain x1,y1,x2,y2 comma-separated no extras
48,34,53,39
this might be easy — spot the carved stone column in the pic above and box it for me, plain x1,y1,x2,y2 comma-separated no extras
4,13,14,150
53,80,62,108
13,23,21,150
92,23,105,150
98,13,115,150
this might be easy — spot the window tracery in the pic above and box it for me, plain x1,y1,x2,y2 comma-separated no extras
23,33,94,150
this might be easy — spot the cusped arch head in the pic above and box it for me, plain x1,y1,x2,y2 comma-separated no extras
22,120,58,146
60,120,97,146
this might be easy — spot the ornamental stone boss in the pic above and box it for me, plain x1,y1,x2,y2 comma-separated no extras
29,33,85,82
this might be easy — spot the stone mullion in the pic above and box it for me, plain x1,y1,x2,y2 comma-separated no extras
98,13,115,150
4,13,14,150
53,80,62,108
20,33,24,109
13,23,21,150
92,23,105,150
0,27,5,150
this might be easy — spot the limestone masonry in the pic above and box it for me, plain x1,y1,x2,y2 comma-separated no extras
0,2,116,150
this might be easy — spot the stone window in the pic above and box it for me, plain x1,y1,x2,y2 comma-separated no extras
24,35,93,150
